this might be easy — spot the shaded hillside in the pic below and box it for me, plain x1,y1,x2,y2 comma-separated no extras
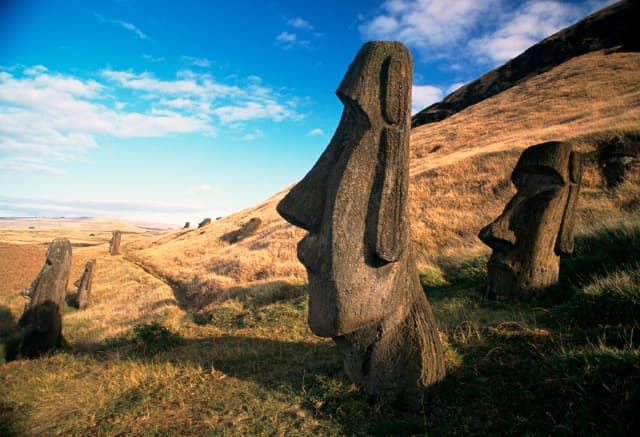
127,46,640,307
412,0,639,128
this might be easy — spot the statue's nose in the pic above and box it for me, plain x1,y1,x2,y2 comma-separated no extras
479,212,516,250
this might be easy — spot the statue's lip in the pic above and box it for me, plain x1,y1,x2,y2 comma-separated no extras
487,260,514,272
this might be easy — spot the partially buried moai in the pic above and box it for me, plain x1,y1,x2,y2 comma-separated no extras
75,259,96,310
479,141,583,300
277,41,445,409
109,230,121,256
17,238,71,358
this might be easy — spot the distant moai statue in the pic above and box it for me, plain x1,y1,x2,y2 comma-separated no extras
479,141,584,300
109,230,122,256
220,217,262,243
74,259,96,310
598,135,639,188
17,238,71,358
198,218,211,228
184,222,190,229
277,41,445,409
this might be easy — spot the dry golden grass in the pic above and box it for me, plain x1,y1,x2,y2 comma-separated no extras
0,233,182,345
122,49,640,301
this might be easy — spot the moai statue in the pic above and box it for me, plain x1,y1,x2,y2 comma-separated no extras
198,218,211,228
184,222,190,229
109,230,121,256
598,135,639,188
479,141,583,300
75,259,96,310
17,238,71,358
277,41,445,409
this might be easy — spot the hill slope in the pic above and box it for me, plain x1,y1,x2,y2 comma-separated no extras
411,0,639,127
126,47,640,307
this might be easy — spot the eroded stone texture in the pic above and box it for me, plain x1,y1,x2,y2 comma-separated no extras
17,238,71,358
479,141,584,300
109,230,122,256
277,41,445,409
76,259,96,310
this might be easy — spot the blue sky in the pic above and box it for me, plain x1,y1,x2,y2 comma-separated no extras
0,0,613,225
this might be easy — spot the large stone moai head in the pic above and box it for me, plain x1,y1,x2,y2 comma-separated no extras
479,141,583,300
109,230,122,256
18,238,71,358
277,41,445,408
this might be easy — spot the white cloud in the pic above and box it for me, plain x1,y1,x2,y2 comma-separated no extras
276,31,310,50
142,54,165,63
0,66,300,174
411,84,443,114
288,17,314,30
360,0,616,68
182,56,212,68
277,31,297,43
307,128,324,136
185,184,212,193
94,12,150,40
213,101,296,123
360,0,495,50
24,65,48,76
0,161,68,175
0,195,207,223
468,0,592,63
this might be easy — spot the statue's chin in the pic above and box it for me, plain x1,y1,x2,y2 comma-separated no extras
486,261,517,300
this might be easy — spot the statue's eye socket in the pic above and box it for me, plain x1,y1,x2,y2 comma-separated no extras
512,167,565,191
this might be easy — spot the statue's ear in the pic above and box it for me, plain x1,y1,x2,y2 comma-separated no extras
556,151,583,254
373,126,409,262
370,54,411,263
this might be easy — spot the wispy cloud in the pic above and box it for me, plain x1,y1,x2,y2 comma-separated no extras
276,16,320,50
359,0,615,66
0,195,207,223
94,12,151,41
275,31,310,50
307,128,324,136
288,17,314,31
0,65,300,174
185,184,212,194
142,54,165,63
182,56,212,68
411,84,443,114
468,1,613,64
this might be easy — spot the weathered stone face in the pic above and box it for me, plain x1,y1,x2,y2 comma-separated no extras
277,41,445,408
76,259,96,310
479,141,583,300
109,230,122,256
18,238,71,358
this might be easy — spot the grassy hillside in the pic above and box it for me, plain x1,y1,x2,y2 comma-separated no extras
125,49,640,299
1,40,639,437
